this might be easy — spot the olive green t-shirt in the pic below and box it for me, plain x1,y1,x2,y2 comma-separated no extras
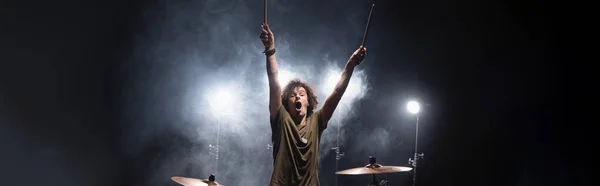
269,106,327,186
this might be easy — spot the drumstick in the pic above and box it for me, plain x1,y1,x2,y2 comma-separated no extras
361,4,375,47
264,0,268,24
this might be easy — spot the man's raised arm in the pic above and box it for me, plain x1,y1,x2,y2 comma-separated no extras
261,23,281,122
320,46,367,128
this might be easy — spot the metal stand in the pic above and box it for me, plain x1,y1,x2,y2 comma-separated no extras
209,116,221,176
368,174,379,186
408,115,424,186
368,176,391,186
267,143,273,159
266,143,274,184
331,120,345,186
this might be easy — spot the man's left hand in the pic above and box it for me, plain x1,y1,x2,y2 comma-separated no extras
349,46,367,67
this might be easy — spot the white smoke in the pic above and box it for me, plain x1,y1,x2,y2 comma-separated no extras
120,0,370,185
316,57,370,161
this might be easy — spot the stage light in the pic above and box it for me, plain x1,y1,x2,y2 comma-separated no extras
278,69,294,86
320,67,367,104
322,69,360,96
407,101,420,114
324,70,341,94
207,84,237,117
263,69,298,88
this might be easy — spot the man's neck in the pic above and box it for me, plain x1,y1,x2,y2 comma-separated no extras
293,115,307,126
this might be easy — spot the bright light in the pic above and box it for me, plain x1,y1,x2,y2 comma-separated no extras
407,101,420,114
278,69,294,86
207,84,237,117
263,69,299,88
324,71,341,94
319,67,367,105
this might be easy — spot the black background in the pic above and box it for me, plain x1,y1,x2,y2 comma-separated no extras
2,0,580,186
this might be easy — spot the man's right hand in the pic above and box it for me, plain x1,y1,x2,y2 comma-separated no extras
261,23,281,122
260,23,275,51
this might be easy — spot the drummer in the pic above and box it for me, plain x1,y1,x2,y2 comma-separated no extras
260,23,367,186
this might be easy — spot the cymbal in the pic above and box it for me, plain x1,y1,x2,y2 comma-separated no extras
336,164,413,175
171,176,223,186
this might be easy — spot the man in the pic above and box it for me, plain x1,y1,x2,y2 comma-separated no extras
260,23,367,186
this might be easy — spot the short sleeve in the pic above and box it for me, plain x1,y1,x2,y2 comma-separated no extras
313,109,327,132
271,106,287,130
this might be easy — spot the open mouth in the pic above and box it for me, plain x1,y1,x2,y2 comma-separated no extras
294,102,302,110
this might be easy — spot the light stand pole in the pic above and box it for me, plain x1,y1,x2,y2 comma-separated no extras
406,101,424,186
209,115,222,176
206,86,235,179
408,114,424,186
331,120,344,186
267,143,273,156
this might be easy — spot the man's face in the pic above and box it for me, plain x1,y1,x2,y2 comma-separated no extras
286,86,309,118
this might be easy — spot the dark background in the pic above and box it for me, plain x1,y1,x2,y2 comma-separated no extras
1,0,578,186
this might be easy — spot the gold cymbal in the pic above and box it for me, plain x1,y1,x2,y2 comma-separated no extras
171,176,223,186
336,164,413,175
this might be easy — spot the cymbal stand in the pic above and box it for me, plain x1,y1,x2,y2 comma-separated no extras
408,115,424,186
366,156,379,186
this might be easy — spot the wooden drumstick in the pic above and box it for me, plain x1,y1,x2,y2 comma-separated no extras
264,0,268,24
361,4,375,47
